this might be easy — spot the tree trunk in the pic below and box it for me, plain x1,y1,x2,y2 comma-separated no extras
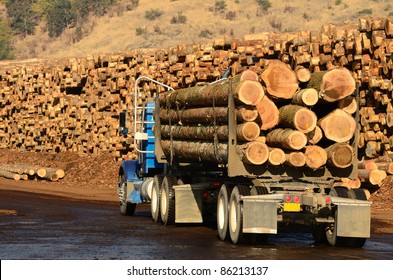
338,96,358,115
160,140,268,165
285,152,306,167
358,160,378,170
318,109,356,143
261,60,299,99
375,162,393,174
159,107,228,124
278,105,317,133
358,169,387,185
266,128,307,150
255,96,279,130
292,88,319,107
306,67,355,102
326,143,354,168
304,145,328,169
160,121,260,142
159,79,264,107
340,178,361,189
0,170,20,180
295,66,312,83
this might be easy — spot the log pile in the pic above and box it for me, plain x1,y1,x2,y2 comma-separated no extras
157,67,356,174
0,16,392,168
0,163,65,181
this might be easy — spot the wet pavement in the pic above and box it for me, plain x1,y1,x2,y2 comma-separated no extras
1,190,393,260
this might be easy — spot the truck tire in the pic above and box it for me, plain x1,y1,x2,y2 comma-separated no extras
229,185,251,244
348,189,367,200
119,173,136,216
160,176,177,225
217,184,232,241
250,186,268,195
151,175,164,223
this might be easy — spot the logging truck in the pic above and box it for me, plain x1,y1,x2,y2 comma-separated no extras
117,68,371,247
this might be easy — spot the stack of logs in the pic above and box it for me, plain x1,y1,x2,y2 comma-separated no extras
158,66,359,177
0,17,392,171
0,163,65,181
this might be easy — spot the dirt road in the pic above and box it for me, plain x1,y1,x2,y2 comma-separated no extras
1,179,393,260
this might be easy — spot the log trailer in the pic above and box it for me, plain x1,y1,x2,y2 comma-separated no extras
117,74,371,247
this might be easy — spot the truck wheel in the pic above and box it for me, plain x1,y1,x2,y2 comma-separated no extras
348,189,367,200
325,187,348,247
217,184,232,241
250,186,268,195
229,185,251,244
311,225,328,244
151,175,164,223
119,173,136,216
160,176,177,225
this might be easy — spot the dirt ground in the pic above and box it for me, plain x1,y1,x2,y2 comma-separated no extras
0,149,392,234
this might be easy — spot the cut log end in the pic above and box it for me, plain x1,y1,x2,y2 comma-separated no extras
268,148,286,166
319,109,356,143
327,143,354,168
261,60,299,99
237,80,265,105
237,122,260,142
285,152,306,167
242,142,269,165
321,67,356,102
305,145,328,169
293,108,318,133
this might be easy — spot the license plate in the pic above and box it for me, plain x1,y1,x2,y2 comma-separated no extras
284,203,301,212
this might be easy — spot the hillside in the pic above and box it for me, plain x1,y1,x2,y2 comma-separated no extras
7,0,393,59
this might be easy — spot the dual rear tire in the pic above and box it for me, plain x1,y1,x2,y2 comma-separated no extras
150,175,177,225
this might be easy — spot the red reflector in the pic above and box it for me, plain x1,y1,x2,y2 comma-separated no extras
325,197,331,204
211,182,221,187
293,195,301,203
285,195,292,202
203,192,209,198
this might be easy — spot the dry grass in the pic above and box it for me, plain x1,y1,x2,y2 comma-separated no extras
9,0,393,59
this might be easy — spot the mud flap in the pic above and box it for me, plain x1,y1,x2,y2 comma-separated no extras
174,184,205,223
332,197,371,238
243,196,280,234
336,204,371,238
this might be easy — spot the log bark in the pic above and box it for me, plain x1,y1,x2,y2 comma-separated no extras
266,128,307,150
326,143,354,168
285,152,306,167
268,147,286,166
160,121,260,142
278,105,317,133
304,145,328,169
159,79,264,107
318,109,356,143
261,60,299,99
255,96,279,130
375,162,393,174
306,67,356,102
159,107,228,124
292,89,319,107
358,169,387,185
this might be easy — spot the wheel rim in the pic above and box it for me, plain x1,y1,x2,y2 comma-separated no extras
229,199,237,233
119,177,126,205
161,187,167,216
218,196,225,230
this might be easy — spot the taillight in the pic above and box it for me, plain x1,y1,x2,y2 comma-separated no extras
211,182,221,187
293,195,301,203
285,195,292,202
203,192,209,198
325,196,331,204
